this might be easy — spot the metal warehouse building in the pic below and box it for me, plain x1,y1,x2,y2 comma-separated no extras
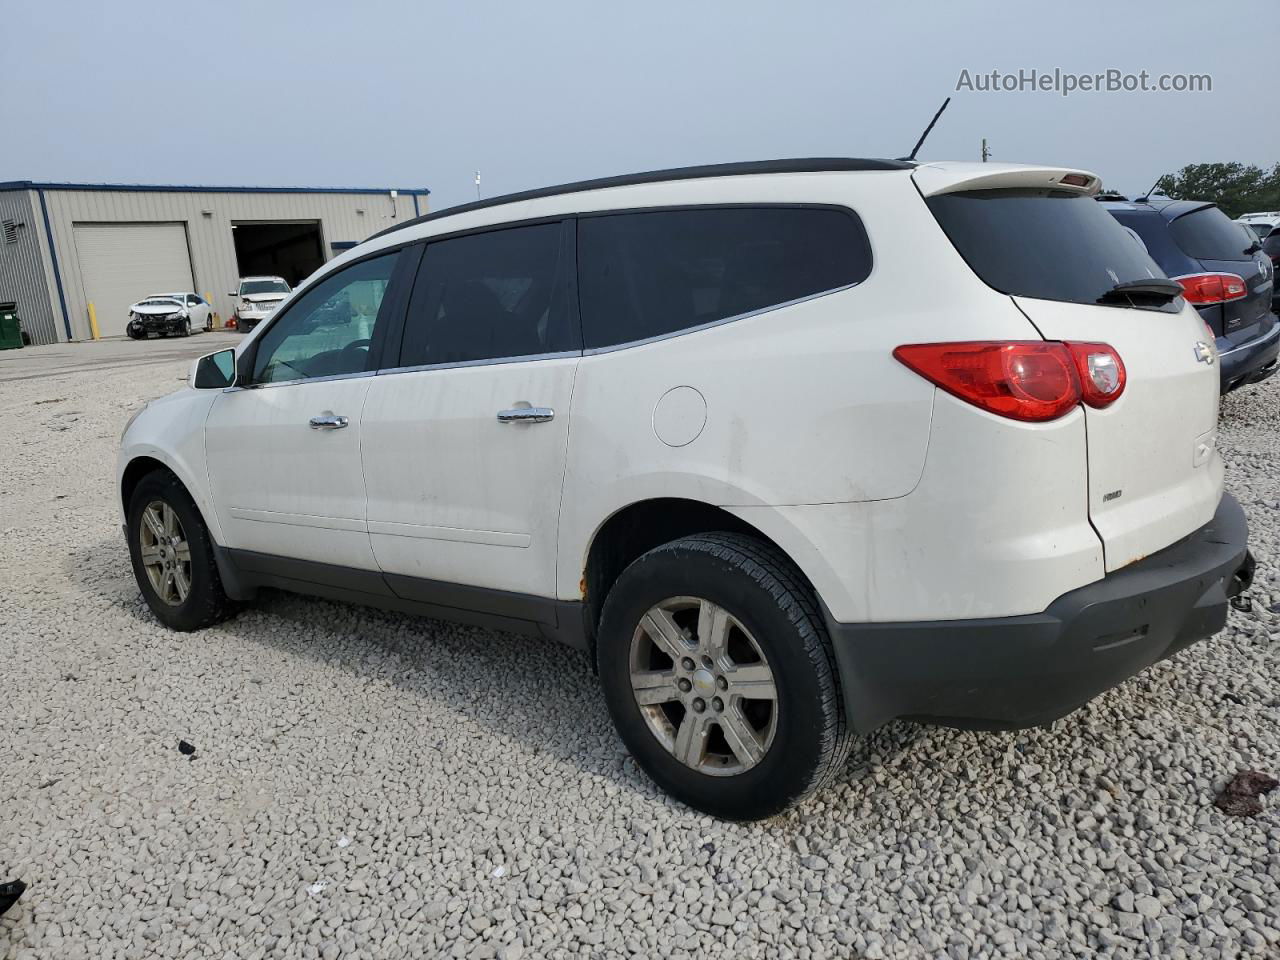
0,181,430,344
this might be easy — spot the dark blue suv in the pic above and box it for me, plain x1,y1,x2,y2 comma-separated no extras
1102,197,1278,393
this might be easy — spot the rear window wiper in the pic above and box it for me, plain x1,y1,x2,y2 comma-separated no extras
1096,277,1183,306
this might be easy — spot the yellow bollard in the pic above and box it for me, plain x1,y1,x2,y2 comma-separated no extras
87,302,101,341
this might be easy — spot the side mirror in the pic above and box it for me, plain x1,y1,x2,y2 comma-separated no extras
228,291,239,298
192,349,237,389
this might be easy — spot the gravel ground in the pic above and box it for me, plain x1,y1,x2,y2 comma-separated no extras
1,349,1278,960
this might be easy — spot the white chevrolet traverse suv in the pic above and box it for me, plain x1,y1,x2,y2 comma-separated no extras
119,159,1253,819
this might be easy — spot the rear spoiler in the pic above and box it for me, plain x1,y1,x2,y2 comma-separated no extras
912,162,1101,198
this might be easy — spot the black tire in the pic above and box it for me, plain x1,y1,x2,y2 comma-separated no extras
126,470,237,631
181,319,191,337
596,532,852,820
127,326,142,340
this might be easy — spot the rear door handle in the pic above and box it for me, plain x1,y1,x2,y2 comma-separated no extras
497,406,555,424
309,414,349,430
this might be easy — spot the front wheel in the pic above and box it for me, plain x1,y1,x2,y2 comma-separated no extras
127,471,237,630
597,533,852,820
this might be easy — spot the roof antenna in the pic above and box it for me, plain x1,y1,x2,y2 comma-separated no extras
903,97,951,162
1137,175,1163,203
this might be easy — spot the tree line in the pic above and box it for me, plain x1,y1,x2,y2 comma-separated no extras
1152,163,1280,218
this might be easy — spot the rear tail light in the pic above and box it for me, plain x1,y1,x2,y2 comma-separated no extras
1067,342,1126,408
1173,272,1248,305
893,341,1125,422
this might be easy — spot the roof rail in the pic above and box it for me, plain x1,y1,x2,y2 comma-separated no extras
369,157,913,241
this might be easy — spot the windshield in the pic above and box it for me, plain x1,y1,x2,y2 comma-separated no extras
926,189,1166,307
1244,223,1273,239
241,280,290,295
139,298,181,308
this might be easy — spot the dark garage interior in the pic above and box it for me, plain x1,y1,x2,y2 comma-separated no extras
232,221,325,287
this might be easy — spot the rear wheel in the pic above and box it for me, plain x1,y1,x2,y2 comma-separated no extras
127,471,236,630
597,532,852,820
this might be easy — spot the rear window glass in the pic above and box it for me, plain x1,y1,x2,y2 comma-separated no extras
926,189,1165,306
578,207,871,349
1169,207,1254,262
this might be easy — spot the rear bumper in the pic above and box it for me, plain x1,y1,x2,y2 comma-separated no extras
827,492,1251,732
1218,318,1279,393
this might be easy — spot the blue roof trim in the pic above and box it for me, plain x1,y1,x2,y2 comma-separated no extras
330,241,358,250
0,180,429,196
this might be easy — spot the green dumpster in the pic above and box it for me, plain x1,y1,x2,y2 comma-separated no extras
0,302,22,350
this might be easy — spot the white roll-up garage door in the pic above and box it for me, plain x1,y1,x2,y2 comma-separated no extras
72,223,195,337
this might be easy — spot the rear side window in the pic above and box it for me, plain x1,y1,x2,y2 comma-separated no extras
577,207,871,349
400,222,576,367
1109,210,1192,277
1169,207,1255,262
927,189,1165,306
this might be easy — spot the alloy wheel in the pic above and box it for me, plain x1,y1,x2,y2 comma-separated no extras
628,596,778,776
139,500,192,606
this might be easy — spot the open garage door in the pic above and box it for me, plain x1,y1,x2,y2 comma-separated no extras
232,221,325,288
73,223,195,338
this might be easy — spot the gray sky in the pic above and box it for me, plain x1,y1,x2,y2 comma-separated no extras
4,0,1275,211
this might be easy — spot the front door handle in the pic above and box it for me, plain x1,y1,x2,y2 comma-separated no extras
497,406,555,424
309,414,349,430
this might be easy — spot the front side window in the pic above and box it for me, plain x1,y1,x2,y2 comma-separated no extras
251,252,399,384
187,295,200,306
577,207,872,349
399,222,575,367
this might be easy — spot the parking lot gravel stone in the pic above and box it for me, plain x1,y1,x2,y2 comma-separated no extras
1,347,1278,959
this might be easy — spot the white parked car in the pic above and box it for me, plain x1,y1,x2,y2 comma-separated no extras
231,276,291,332
1237,211,1280,240
126,292,211,339
119,159,1253,819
